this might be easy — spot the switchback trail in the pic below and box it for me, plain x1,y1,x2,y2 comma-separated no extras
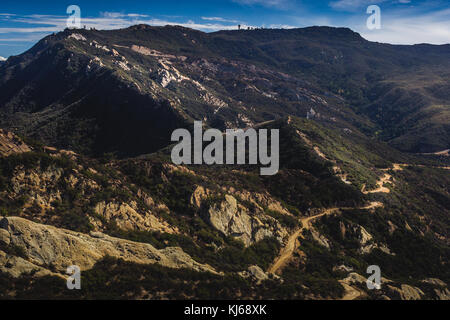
267,162,448,298
267,202,383,275
267,163,396,299
361,173,392,194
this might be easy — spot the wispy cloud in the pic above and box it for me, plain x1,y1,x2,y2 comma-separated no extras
0,56,6,61
201,16,240,23
232,0,293,9
360,7,450,44
100,12,150,18
329,0,388,12
0,13,248,42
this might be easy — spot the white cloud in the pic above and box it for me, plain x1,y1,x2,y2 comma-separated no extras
0,13,248,38
0,4,448,48
232,0,292,9
100,12,150,18
358,8,450,44
0,56,6,61
201,16,240,23
330,0,387,11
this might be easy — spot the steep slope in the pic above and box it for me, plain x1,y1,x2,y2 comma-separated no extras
0,116,448,299
1,25,448,156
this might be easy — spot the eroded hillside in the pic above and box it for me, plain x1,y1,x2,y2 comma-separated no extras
0,116,448,300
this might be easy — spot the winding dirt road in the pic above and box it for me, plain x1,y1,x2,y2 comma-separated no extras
267,202,383,275
267,207,341,275
361,173,392,194
267,164,394,299
267,161,448,299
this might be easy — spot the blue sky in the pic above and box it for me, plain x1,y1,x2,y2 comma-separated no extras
0,0,449,58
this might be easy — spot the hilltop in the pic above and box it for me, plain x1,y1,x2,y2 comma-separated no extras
0,25,448,156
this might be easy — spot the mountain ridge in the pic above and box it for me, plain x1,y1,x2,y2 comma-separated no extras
0,25,449,156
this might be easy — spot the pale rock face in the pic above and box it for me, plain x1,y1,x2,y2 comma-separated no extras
356,225,393,255
359,226,373,244
238,265,271,284
222,187,291,216
0,229,10,246
201,91,228,108
0,129,32,156
67,33,86,41
89,40,110,53
0,216,217,278
93,201,177,234
130,46,177,60
310,227,331,249
11,166,64,211
207,195,250,243
253,228,274,243
387,284,424,300
0,251,58,278
114,60,130,71
137,189,156,208
333,265,353,273
65,173,100,194
205,195,287,247
190,186,211,209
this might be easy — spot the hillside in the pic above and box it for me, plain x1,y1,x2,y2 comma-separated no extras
0,25,448,156
0,25,449,300
0,115,448,299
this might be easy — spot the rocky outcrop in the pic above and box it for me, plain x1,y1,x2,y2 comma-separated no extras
310,227,331,249
387,284,424,300
347,224,393,255
0,216,217,278
222,187,291,215
93,201,177,234
190,186,211,209
204,195,287,247
333,265,354,273
0,129,31,156
11,165,64,212
421,278,450,300
238,265,276,284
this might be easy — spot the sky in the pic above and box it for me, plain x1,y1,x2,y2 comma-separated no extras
0,0,449,58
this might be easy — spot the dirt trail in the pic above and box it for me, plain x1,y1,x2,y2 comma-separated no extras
361,173,392,194
267,161,446,299
391,163,404,171
268,202,382,275
360,162,412,194
267,166,389,297
339,281,365,300
268,208,339,275
390,163,449,170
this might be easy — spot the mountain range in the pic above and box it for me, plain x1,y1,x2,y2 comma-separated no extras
0,25,449,300
0,25,449,156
